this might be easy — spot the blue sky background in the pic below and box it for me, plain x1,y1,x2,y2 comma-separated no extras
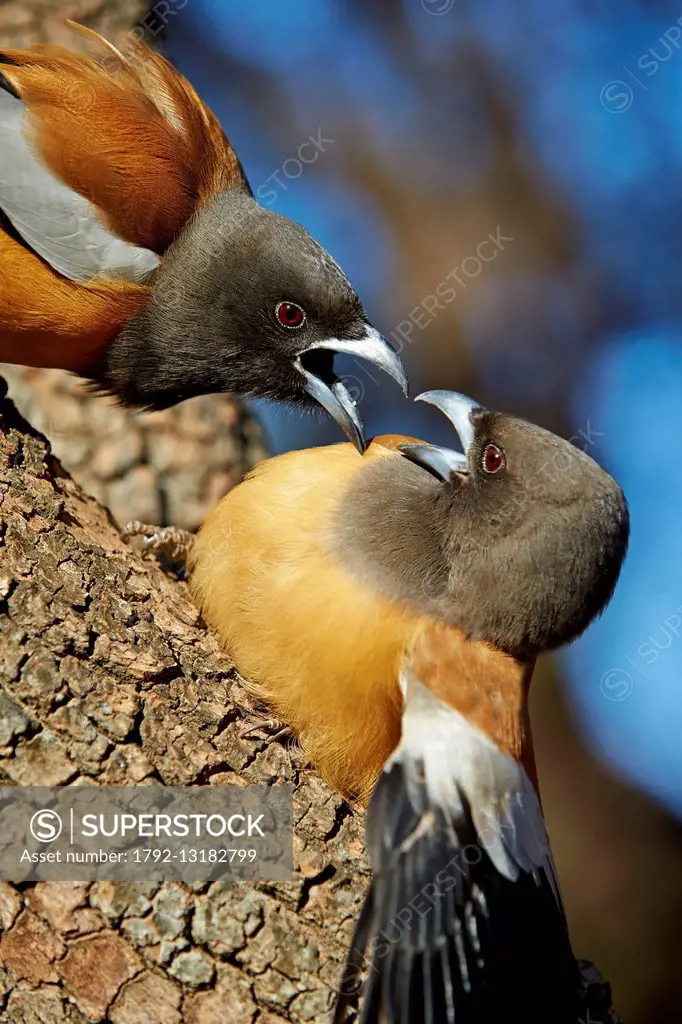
168,1,682,815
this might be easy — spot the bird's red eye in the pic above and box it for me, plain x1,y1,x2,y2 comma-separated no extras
482,443,505,474
276,301,306,329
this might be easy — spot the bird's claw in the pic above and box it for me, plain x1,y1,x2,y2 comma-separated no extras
240,716,293,745
122,521,194,573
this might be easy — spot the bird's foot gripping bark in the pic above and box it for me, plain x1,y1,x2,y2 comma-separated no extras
240,715,293,745
122,521,194,577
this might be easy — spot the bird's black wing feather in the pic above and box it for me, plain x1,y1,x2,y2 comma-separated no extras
334,757,582,1024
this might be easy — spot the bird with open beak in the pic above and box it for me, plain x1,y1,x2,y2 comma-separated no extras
187,390,629,1023
0,25,406,449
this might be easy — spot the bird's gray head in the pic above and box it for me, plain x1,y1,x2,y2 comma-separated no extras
105,191,406,450
335,391,629,656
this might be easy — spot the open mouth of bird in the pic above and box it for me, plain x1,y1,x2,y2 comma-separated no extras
294,328,408,453
398,391,481,482
296,348,339,396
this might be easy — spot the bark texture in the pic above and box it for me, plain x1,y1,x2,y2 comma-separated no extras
0,381,367,1022
2,368,267,532
0,3,356,1018
0,0,149,47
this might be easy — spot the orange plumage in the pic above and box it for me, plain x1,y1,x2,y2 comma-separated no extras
188,436,536,803
409,618,539,791
190,438,410,802
0,25,243,374
0,229,148,371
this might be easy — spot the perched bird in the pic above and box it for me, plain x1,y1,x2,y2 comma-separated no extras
189,390,628,802
187,390,629,1023
0,25,406,449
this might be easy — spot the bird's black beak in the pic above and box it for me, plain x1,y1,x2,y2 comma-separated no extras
295,328,408,452
398,390,483,481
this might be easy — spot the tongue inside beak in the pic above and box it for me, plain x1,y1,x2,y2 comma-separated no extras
295,328,408,453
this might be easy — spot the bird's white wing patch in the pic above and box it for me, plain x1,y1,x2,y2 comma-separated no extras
0,89,159,283
335,669,576,1024
392,666,558,894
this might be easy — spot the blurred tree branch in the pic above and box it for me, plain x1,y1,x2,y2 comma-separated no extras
0,0,148,46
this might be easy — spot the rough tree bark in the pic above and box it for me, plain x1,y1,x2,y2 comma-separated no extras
0,3,363,1018
0,0,149,48
2,368,267,532
0,381,626,1024
0,383,368,1023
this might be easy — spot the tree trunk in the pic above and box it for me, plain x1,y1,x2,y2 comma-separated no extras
0,4,363,1020
0,381,367,1022
1,368,267,533
0,0,150,48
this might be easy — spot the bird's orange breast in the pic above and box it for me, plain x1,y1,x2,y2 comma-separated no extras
189,439,431,802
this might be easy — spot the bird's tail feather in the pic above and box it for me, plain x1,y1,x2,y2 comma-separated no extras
333,759,581,1024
